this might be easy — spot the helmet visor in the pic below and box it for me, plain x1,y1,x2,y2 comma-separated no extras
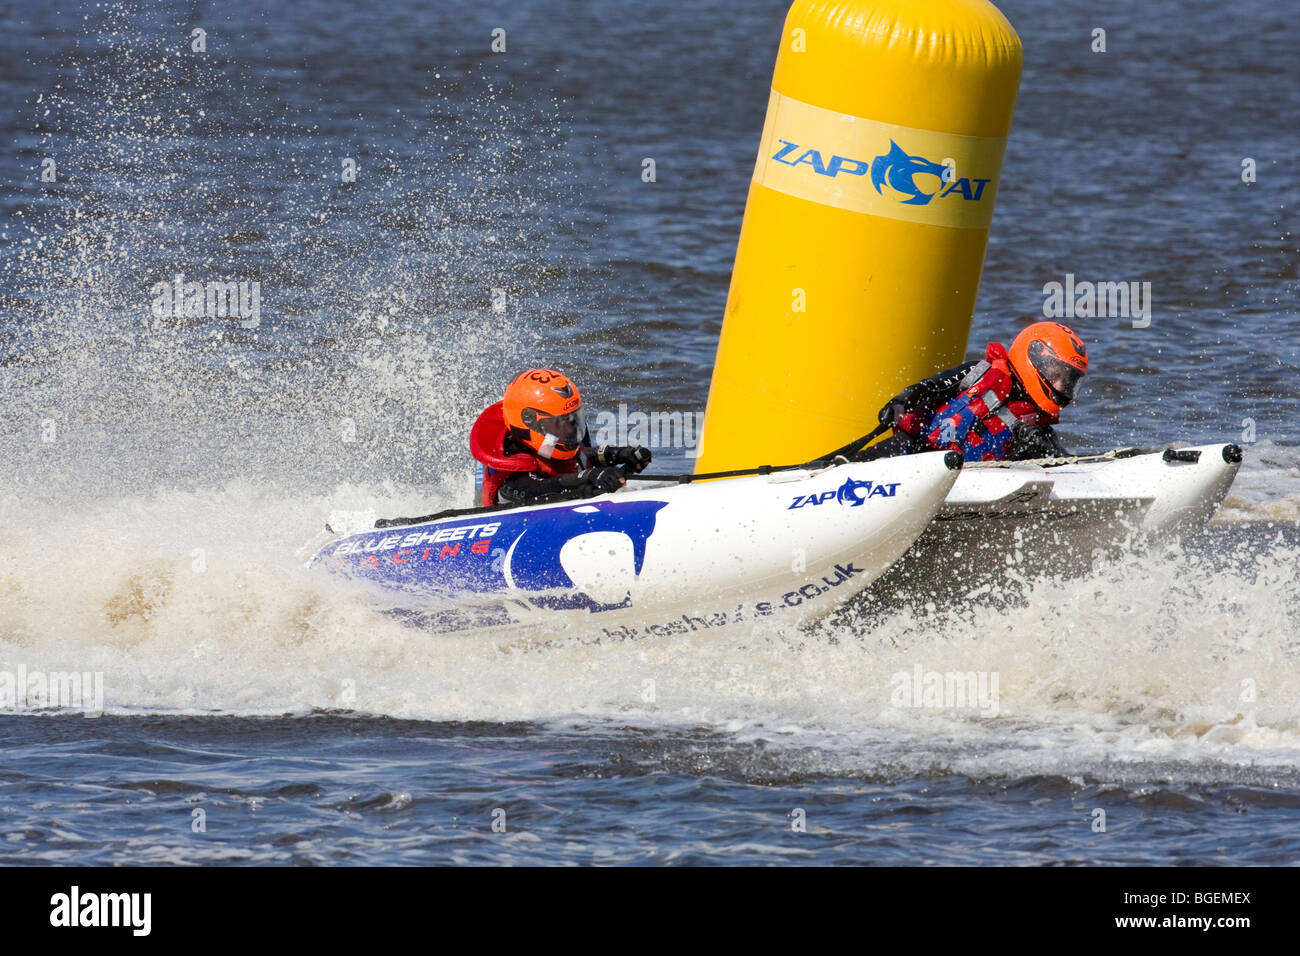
531,407,586,451
1031,351,1086,407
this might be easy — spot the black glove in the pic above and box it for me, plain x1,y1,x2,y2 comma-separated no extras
613,445,652,473
878,400,907,427
579,466,626,495
595,444,652,472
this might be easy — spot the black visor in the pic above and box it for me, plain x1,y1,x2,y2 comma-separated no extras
523,407,586,451
1029,345,1086,407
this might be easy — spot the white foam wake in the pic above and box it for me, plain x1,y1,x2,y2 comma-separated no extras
1,478,1297,782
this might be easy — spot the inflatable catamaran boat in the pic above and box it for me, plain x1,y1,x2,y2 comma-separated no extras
311,451,964,636
309,442,1240,634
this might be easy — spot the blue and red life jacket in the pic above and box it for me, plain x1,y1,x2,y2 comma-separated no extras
469,402,589,506
896,343,1057,462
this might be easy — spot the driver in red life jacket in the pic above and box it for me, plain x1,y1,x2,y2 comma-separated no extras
873,321,1089,462
469,368,652,506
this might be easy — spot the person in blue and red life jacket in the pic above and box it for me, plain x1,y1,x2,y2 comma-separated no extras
871,321,1089,462
469,368,653,506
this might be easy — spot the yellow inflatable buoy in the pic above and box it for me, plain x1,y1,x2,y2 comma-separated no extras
695,0,1022,472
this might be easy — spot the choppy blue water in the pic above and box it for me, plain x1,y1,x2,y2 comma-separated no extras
1,0,1297,865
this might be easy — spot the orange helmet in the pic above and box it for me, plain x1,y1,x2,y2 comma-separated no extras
503,368,586,460
1008,322,1089,416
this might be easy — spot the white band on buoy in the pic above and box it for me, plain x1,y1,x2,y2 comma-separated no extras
752,91,1007,230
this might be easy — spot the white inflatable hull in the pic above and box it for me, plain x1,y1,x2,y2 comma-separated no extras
876,443,1242,594
313,451,963,637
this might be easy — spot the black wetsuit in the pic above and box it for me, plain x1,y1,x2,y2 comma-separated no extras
873,360,1070,461
495,438,640,506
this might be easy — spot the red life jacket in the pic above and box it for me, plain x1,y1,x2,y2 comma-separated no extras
469,401,585,506
897,343,1058,462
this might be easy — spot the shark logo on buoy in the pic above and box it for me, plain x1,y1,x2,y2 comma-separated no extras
769,138,992,208
870,140,988,207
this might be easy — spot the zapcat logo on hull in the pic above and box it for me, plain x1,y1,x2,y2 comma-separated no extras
788,478,901,510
